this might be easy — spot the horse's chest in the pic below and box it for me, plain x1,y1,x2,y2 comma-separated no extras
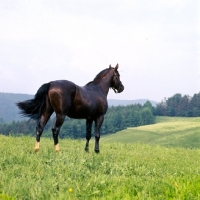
68,90,107,118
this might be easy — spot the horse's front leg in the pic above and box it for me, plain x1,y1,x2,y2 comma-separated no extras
94,115,104,153
85,119,93,152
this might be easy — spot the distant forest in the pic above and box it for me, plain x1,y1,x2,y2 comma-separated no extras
155,92,200,117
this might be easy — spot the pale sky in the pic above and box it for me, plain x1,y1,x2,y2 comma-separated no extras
0,0,199,101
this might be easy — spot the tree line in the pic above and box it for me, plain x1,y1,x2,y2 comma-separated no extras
1,92,199,138
0,92,156,123
0,101,155,138
154,92,200,117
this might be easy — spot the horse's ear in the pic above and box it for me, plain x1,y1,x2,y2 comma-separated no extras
109,64,112,69
115,63,119,70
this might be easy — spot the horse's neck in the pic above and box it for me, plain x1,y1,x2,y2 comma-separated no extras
95,73,112,96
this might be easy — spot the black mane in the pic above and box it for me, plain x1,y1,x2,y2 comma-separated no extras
94,68,109,80
86,68,109,86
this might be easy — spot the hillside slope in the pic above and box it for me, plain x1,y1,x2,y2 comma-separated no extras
101,116,200,148
0,93,33,122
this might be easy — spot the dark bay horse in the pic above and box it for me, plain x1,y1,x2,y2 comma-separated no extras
17,64,124,152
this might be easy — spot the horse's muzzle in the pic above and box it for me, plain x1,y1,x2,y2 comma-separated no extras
118,84,124,93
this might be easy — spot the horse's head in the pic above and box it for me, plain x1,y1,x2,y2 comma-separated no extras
109,64,124,93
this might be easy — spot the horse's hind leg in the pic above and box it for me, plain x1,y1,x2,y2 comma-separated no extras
52,113,65,151
34,114,51,151
85,119,93,152
34,111,53,152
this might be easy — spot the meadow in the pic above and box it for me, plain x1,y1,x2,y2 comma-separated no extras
0,117,200,199
102,116,200,148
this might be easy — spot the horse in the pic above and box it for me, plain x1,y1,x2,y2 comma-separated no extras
16,64,124,153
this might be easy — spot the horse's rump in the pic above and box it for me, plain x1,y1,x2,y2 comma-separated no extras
48,80,77,115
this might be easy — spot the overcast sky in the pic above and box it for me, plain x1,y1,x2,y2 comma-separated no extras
0,0,199,101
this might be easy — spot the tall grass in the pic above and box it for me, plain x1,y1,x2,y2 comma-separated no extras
0,133,200,199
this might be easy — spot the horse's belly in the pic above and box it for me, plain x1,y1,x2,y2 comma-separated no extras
67,105,94,119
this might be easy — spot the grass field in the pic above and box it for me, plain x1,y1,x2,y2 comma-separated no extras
102,116,200,148
0,117,200,199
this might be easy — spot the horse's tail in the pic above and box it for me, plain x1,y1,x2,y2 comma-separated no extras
16,83,51,121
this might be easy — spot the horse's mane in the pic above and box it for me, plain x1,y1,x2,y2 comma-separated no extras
86,68,109,86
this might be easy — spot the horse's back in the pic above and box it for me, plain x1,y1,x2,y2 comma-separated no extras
49,80,76,92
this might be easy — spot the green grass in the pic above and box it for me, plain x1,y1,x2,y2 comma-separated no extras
102,116,200,148
0,117,200,199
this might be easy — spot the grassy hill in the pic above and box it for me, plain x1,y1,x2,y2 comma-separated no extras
101,116,200,148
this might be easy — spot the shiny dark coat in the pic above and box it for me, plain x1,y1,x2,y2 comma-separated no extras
17,64,124,152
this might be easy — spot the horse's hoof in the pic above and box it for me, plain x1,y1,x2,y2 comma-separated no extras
85,147,89,152
34,148,39,153
34,142,40,152
94,149,100,153
54,144,60,152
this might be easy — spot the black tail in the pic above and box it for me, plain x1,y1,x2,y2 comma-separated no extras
16,83,51,121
